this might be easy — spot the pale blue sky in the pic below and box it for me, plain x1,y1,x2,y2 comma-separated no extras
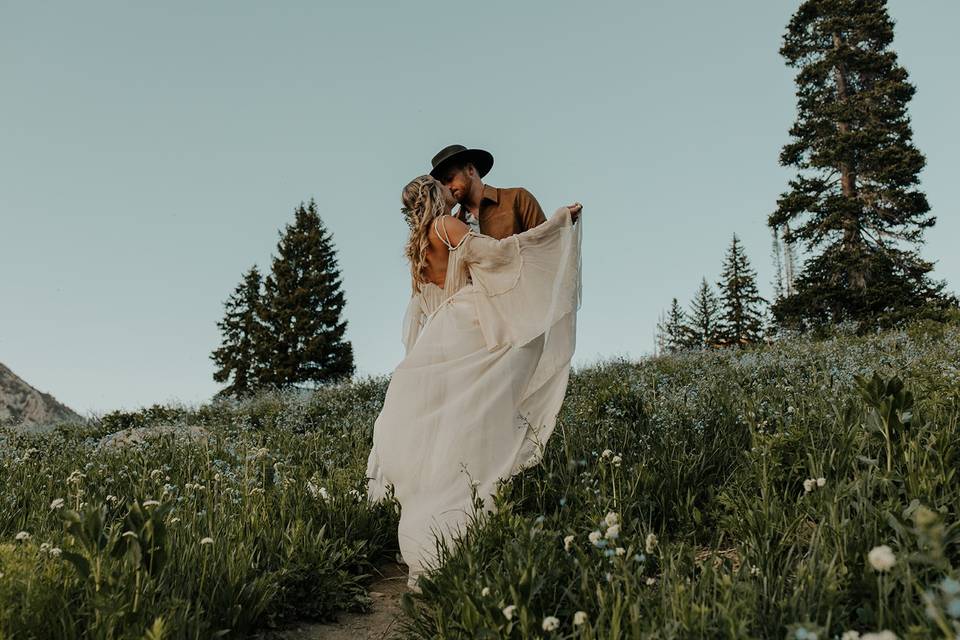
2,1,957,416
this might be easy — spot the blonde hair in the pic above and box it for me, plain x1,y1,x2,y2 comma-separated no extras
402,175,447,292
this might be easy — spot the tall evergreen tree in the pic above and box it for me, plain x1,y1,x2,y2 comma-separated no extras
654,310,666,356
211,266,266,397
771,226,786,304
261,200,354,387
656,298,690,354
716,235,766,347
686,279,721,350
782,224,798,297
770,0,945,329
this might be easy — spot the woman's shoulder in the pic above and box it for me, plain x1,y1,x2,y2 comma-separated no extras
429,215,470,250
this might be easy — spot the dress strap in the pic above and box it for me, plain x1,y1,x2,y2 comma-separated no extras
433,216,454,250
433,215,467,250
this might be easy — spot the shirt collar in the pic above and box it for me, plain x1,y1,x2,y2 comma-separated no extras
480,183,499,204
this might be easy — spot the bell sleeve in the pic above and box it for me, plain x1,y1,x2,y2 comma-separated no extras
462,206,582,352
400,293,428,355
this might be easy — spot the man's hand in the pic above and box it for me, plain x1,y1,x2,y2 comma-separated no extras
566,202,583,223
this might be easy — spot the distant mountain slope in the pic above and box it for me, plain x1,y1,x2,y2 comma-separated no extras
0,362,83,426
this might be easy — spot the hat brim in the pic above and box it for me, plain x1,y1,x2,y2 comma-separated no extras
429,148,493,180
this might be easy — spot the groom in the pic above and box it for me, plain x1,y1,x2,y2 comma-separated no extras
429,144,546,239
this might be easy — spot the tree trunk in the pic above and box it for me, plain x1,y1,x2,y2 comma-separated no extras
833,32,865,290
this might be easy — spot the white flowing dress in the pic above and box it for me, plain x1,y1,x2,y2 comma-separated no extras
365,206,582,588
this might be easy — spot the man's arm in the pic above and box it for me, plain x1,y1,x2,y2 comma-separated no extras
516,188,547,231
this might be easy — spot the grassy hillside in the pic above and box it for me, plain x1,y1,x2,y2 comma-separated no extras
1,322,958,639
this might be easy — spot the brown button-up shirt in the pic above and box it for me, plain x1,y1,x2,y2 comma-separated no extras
457,184,546,240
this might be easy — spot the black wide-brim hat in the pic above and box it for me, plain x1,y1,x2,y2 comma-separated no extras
429,144,494,180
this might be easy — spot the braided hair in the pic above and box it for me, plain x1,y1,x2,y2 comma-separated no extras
401,175,447,292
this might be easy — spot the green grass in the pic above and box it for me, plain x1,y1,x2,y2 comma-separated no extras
0,379,398,638
2,322,959,639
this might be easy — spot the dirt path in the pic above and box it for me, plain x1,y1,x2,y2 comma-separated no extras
265,563,410,640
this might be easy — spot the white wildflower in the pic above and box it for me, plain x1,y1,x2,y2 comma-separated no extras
542,616,559,632
49,498,65,510
750,565,761,577
588,530,603,546
868,545,896,572
14,531,30,542
481,586,490,597
803,478,816,493
645,532,658,553
947,598,960,618
306,482,329,500
615,546,626,556
816,477,826,487
646,577,656,586
604,524,620,540
502,604,517,620
611,455,622,467
573,611,588,626
604,512,619,527
601,449,613,460
563,534,575,551
940,577,960,595
49,547,62,558
841,632,861,640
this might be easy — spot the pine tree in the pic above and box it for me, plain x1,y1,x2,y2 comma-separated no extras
655,310,666,356
771,226,785,303
716,235,766,347
261,200,354,387
211,266,266,397
782,224,798,297
686,279,721,350
656,298,690,353
770,0,946,329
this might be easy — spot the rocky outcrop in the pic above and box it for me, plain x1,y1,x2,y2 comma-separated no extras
0,362,83,426
95,425,213,451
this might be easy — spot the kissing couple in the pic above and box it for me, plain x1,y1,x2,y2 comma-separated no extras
365,144,584,589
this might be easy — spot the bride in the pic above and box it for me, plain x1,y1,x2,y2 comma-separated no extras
365,174,582,589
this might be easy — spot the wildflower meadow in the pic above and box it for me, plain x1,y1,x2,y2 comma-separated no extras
1,321,959,639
